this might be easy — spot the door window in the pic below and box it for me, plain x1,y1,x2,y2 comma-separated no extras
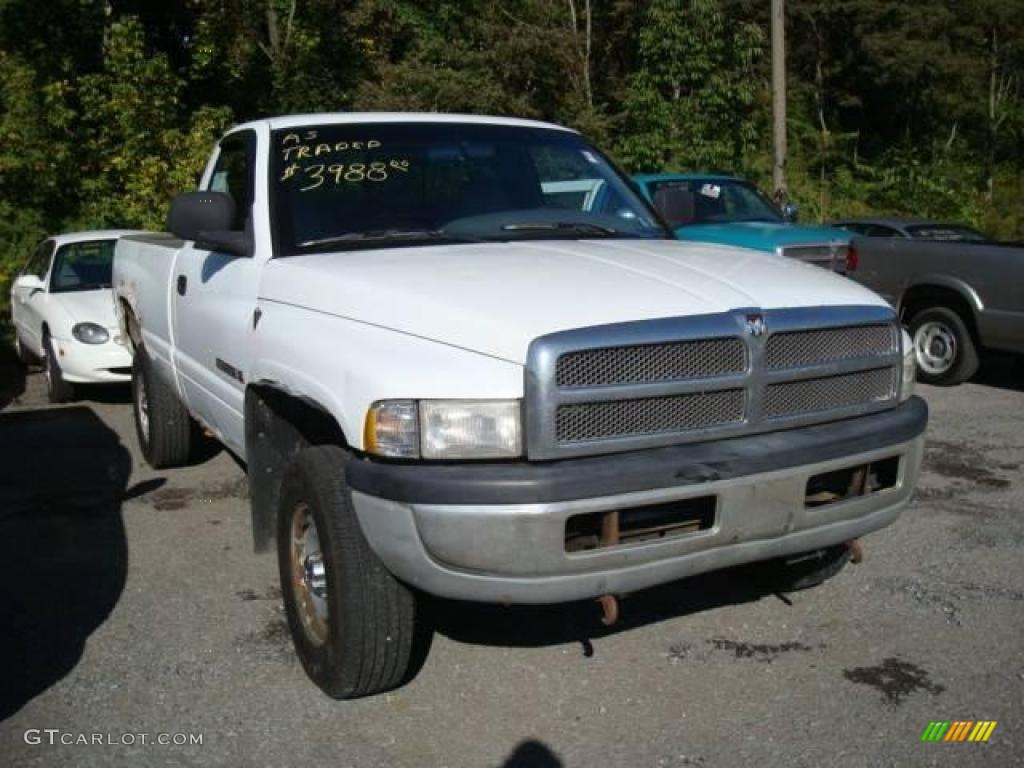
208,135,255,230
866,225,900,238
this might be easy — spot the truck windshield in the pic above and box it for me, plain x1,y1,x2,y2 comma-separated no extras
49,239,116,293
645,178,783,228
271,122,668,255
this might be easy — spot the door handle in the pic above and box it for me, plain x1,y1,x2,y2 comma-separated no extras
176,275,187,296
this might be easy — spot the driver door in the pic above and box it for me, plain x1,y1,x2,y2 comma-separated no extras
171,131,262,454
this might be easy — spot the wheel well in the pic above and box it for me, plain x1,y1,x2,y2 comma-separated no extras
899,285,979,341
244,384,348,553
119,299,141,352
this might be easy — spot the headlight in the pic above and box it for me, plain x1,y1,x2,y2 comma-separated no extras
72,322,110,344
900,328,916,401
364,400,522,459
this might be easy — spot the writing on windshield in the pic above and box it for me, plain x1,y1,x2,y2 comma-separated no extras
270,122,666,254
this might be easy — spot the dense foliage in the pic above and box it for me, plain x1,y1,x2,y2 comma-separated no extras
1,0,1022,327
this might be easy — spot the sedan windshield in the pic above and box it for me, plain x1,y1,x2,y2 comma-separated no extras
271,122,667,255
646,178,782,228
49,239,116,293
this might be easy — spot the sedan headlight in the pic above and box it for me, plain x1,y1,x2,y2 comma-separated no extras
72,322,110,345
365,400,522,459
900,328,916,401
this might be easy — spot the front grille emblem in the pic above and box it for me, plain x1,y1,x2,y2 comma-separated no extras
744,313,766,337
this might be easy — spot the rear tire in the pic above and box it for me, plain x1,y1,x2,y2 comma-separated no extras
909,306,979,386
43,335,74,403
132,347,194,468
760,545,851,592
278,445,422,698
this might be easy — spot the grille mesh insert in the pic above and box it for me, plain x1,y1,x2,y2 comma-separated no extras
556,390,745,443
765,324,896,369
556,338,746,388
764,368,896,419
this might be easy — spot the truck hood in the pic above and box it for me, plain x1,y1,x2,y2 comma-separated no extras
676,222,851,252
260,239,887,364
50,289,119,330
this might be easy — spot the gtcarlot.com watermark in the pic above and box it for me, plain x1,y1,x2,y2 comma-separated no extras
24,729,203,747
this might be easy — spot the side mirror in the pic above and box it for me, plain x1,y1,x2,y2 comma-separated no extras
167,191,251,257
782,203,799,223
14,273,45,293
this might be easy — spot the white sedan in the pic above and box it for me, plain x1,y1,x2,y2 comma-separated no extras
10,230,142,402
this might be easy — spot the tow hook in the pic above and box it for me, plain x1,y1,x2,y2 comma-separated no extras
597,594,619,626
846,538,864,564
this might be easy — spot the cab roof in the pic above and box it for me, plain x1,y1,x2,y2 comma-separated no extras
49,230,146,247
231,112,576,134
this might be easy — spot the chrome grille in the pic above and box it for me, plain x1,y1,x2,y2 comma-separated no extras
525,306,902,460
766,324,896,369
556,338,746,388
764,368,897,420
556,390,745,443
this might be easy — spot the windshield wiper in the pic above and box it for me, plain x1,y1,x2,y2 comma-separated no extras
297,229,482,249
500,221,620,236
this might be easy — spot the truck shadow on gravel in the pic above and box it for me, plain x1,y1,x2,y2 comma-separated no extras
0,350,26,411
972,353,1024,392
429,564,782,653
0,407,131,721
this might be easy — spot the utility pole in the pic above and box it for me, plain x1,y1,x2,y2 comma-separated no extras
771,0,787,200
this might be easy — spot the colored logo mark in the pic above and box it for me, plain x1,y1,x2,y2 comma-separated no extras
921,721,997,742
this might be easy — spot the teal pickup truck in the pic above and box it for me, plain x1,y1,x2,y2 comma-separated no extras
633,173,854,273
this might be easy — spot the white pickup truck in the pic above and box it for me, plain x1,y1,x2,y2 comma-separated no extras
113,113,927,698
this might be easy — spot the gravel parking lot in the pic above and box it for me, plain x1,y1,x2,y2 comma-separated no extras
1,355,1021,768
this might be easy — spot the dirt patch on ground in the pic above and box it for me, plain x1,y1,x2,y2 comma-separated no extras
843,657,944,705
666,638,821,665
708,638,816,662
151,488,193,510
923,440,1011,490
149,477,249,510
236,586,282,602
238,616,295,664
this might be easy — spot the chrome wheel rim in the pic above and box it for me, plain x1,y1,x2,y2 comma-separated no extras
290,503,328,646
136,372,150,441
914,321,957,376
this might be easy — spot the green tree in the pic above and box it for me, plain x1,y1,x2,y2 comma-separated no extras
616,0,765,173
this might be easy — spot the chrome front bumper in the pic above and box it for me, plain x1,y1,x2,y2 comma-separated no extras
349,400,927,604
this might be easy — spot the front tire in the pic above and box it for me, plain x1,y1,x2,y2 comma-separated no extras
43,334,74,403
132,347,195,468
278,445,421,698
910,306,979,386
